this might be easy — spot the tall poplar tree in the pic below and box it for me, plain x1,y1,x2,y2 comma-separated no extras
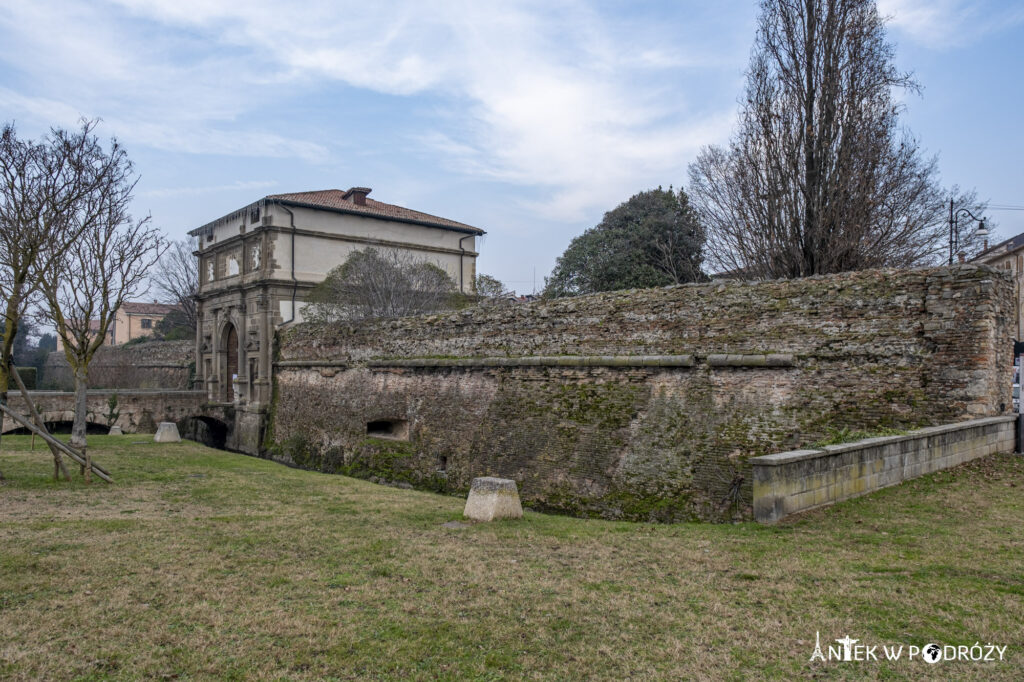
689,0,978,279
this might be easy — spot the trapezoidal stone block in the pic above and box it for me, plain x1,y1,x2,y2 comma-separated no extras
153,422,181,443
464,477,523,522
108,425,124,436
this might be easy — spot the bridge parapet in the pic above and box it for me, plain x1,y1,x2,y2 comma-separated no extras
2,390,224,436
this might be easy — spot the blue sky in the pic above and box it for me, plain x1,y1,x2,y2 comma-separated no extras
1,0,1022,293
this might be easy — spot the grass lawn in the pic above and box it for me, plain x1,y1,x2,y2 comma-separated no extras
1,436,1022,680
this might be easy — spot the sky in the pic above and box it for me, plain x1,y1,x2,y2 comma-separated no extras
1,0,1022,294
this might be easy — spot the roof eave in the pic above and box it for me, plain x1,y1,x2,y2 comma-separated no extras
269,197,485,236
189,195,485,237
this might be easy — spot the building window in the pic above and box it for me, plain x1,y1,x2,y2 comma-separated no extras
141,318,152,329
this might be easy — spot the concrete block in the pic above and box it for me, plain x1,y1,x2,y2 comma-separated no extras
464,477,523,522
153,421,181,443
108,425,123,436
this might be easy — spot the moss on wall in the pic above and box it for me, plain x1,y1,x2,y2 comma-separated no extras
267,266,1015,522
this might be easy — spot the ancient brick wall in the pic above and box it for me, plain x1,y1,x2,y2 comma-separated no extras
41,340,194,390
268,265,1014,522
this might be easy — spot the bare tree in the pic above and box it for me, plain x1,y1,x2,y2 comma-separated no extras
475,274,511,301
306,248,457,322
0,120,127,475
151,239,198,331
688,0,966,280
39,153,163,480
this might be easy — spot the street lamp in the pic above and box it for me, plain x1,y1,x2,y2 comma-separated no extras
949,198,988,265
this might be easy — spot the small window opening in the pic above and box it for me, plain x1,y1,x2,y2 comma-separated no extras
439,455,448,472
366,419,409,440
141,318,152,329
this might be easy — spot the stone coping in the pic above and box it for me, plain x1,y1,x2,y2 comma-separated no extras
277,353,796,369
752,416,1017,467
23,389,205,397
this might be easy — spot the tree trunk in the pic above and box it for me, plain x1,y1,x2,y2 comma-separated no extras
9,363,70,481
0,387,6,480
72,365,91,483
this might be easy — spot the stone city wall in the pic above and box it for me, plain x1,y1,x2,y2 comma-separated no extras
751,416,1016,523
267,265,1014,522
41,340,194,390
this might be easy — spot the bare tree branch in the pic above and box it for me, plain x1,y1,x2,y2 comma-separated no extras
688,0,964,280
36,133,164,458
306,248,457,323
150,239,198,331
1,119,131,471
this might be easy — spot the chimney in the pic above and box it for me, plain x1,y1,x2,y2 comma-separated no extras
342,186,372,206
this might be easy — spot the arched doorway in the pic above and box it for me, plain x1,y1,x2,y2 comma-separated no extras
224,323,238,402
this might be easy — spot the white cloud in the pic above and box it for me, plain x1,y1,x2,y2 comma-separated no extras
139,179,279,199
878,0,1024,48
0,0,745,221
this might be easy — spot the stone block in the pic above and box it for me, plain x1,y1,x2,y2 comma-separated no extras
464,477,523,522
153,421,181,443
108,425,123,436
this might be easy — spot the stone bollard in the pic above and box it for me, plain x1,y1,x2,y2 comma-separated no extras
464,477,523,522
108,425,123,436
153,422,181,443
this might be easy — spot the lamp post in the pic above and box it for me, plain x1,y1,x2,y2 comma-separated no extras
949,198,988,265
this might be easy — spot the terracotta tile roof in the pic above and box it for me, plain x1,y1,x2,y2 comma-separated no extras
122,302,180,316
266,189,484,234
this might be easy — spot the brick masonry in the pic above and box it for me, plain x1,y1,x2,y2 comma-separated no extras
751,416,1017,522
267,265,1014,522
41,340,194,390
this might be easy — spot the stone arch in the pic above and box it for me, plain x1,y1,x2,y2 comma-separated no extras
178,415,229,449
2,418,110,436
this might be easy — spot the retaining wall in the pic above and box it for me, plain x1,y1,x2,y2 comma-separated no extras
751,416,1017,522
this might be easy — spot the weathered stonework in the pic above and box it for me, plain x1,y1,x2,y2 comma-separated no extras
41,341,194,390
266,265,1014,522
1,389,228,443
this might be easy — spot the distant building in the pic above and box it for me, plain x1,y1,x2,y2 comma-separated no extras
187,186,485,451
971,233,1024,339
55,301,180,350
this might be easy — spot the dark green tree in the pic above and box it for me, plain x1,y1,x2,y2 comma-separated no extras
544,188,705,298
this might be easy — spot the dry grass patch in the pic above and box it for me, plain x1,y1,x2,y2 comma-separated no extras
1,435,1022,680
